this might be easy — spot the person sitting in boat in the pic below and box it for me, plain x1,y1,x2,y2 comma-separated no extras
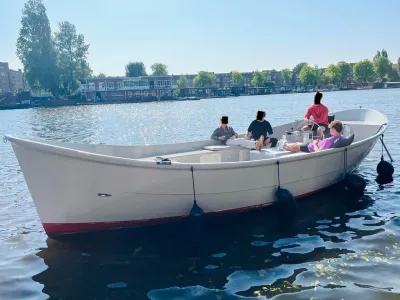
284,120,343,153
302,91,329,139
211,116,263,150
245,110,278,148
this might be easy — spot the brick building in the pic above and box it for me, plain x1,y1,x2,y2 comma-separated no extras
0,62,28,93
82,75,178,101
0,63,10,92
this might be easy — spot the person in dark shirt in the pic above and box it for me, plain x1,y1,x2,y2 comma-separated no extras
211,116,263,149
245,110,278,148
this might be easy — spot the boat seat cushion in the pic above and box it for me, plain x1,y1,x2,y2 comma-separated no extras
332,134,355,148
203,145,233,151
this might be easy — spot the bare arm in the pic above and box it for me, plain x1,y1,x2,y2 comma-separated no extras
313,139,320,152
246,121,254,139
304,106,312,123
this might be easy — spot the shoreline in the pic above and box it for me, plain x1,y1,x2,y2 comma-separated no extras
0,86,395,111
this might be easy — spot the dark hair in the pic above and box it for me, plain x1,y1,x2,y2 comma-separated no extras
256,111,265,121
314,91,323,104
329,120,343,133
221,116,228,124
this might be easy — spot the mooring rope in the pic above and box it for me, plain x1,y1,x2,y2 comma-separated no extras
190,166,197,202
379,134,394,162
276,160,281,188
343,148,348,175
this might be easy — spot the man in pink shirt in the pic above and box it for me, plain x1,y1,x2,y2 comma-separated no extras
284,120,343,153
302,91,329,139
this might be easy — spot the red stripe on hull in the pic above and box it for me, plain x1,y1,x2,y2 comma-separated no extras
42,185,333,236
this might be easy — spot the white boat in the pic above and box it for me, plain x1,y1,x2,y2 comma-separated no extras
5,109,388,236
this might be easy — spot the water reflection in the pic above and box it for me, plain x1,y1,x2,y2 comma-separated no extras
28,107,97,143
1,90,400,299
32,185,400,299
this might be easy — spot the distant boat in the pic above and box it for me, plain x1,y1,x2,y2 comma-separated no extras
5,109,387,236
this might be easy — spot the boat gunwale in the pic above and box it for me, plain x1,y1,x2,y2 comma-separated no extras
5,109,388,171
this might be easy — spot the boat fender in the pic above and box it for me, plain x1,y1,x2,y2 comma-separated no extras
275,161,298,219
344,174,366,195
190,200,204,218
376,135,394,184
189,166,204,218
275,187,298,219
376,158,394,184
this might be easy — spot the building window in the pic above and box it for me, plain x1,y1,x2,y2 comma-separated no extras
99,82,105,89
0,72,5,77
164,80,170,86
108,82,114,89
118,82,123,89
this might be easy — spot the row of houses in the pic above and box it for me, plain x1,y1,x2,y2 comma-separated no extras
79,70,290,101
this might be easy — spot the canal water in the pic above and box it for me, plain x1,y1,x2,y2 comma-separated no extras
0,89,399,299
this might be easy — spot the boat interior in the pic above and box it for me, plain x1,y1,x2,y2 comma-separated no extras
136,118,383,164
22,109,386,164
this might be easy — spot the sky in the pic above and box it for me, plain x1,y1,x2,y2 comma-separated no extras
1,0,400,76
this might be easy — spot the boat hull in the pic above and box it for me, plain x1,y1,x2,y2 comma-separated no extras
9,132,378,236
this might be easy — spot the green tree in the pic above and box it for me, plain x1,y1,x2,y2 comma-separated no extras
320,73,330,85
125,62,147,77
174,74,189,96
193,71,216,88
251,71,266,87
150,63,168,76
387,68,400,82
262,70,270,85
293,62,308,74
54,21,91,94
381,49,388,58
231,70,244,86
95,73,106,78
281,69,292,85
353,59,376,83
313,65,323,86
374,51,381,60
177,74,188,89
337,61,352,85
16,0,59,94
299,65,316,85
373,56,391,81
324,64,340,84
398,57,400,72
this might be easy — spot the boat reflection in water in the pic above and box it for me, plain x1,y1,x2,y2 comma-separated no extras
33,185,384,299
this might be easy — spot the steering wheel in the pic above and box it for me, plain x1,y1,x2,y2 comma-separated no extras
296,120,325,140
296,120,320,131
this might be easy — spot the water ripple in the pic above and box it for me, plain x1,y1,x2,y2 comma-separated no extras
0,90,399,299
